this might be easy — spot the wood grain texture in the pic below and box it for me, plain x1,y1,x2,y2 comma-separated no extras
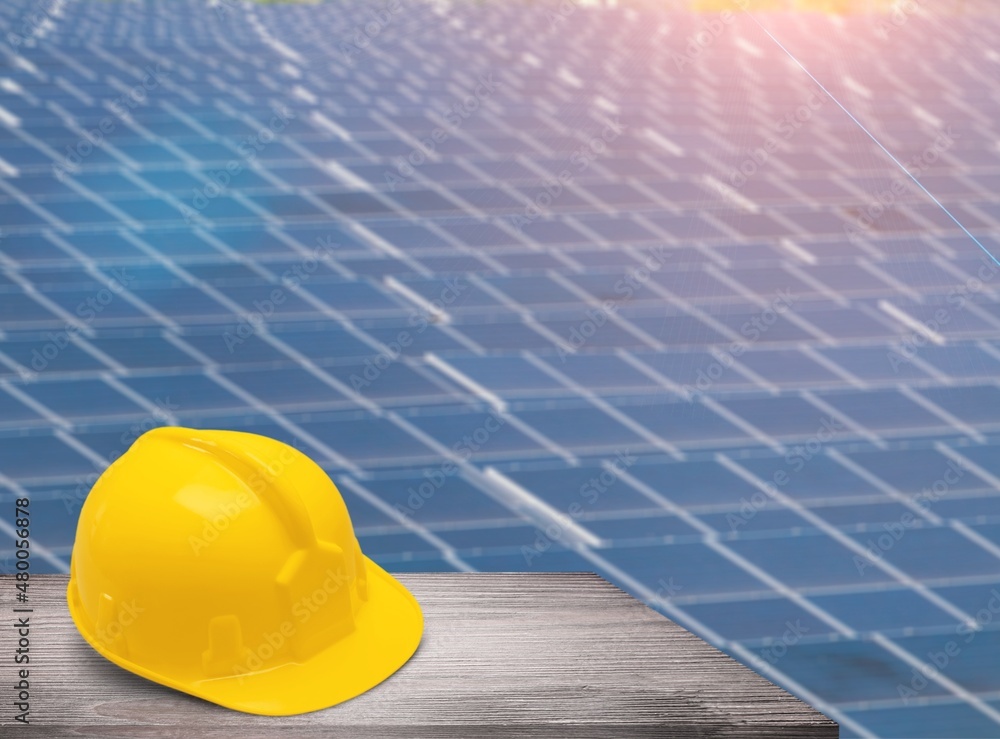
0,573,836,737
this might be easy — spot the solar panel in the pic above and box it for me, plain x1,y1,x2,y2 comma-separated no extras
2,0,1000,735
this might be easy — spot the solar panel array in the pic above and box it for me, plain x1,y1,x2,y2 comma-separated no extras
2,0,1000,735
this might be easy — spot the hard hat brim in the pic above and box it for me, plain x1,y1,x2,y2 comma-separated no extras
68,557,423,716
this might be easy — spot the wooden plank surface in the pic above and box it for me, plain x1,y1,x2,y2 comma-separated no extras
0,573,836,737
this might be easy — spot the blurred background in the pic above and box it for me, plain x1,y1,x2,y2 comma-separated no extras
2,0,1000,736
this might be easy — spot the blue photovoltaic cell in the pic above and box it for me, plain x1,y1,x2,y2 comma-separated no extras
2,1,1000,735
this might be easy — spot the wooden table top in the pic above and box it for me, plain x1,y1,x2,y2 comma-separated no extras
0,573,836,737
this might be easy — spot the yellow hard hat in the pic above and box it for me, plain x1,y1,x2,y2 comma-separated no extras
67,427,423,716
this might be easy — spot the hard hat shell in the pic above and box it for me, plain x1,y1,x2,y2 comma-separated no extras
67,427,423,716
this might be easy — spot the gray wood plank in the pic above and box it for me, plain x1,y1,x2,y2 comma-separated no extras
0,573,836,737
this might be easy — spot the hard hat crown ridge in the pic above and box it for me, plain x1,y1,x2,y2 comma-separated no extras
68,426,423,716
